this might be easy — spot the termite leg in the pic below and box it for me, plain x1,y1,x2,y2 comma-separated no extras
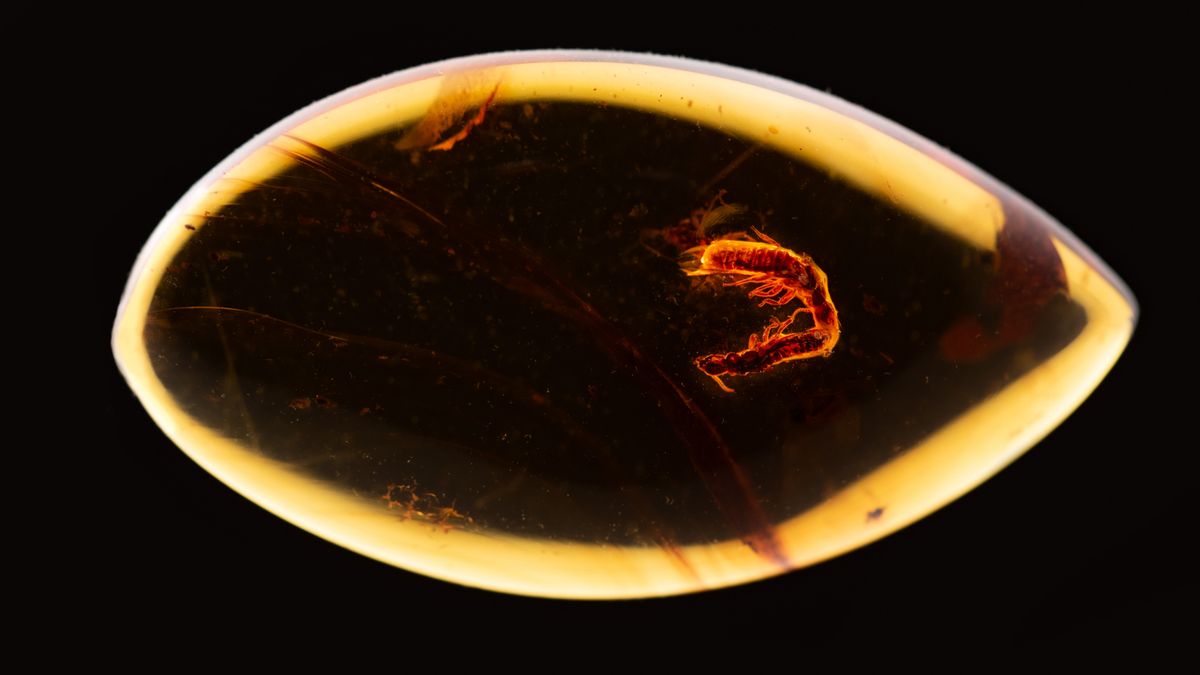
749,323,772,348
775,307,806,335
762,324,778,343
759,289,805,307
747,281,781,296
757,307,806,341
725,273,770,287
761,315,783,341
749,281,786,301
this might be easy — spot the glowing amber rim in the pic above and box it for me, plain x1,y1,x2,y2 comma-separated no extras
113,51,1134,599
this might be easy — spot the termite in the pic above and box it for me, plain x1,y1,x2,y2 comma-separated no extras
693,308,836,392
684,226,820,302
682,226,840,392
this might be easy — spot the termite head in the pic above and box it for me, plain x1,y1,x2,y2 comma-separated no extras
677,245,708,275
695,354,737,393
694,353,729,376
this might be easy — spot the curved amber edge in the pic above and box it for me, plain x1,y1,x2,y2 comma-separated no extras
112,52,1136,599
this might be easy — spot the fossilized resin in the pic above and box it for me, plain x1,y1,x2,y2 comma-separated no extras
112,52,1135,598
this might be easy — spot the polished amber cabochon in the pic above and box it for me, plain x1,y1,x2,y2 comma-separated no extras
113,51,1135,598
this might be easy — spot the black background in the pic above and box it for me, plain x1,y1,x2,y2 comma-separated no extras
85,17,1191,647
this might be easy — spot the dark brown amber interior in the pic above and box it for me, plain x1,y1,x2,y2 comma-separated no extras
143,100,1084,550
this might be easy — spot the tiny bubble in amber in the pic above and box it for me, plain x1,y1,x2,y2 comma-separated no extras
112,51,1136,598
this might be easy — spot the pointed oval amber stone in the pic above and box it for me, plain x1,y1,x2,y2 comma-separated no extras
112,52,1135,598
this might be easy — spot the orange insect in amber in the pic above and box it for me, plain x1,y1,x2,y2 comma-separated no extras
693,309,836,393
682,226,840,392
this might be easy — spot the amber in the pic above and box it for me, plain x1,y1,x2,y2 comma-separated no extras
112,52,1135,598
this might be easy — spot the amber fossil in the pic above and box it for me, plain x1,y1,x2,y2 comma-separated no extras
112,52,1135,598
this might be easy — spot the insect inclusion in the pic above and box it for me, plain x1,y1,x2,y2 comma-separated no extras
680,215,841,392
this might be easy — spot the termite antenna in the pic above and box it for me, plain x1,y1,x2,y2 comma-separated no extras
640,240,673,261
750,225,781,247
710,374,735,393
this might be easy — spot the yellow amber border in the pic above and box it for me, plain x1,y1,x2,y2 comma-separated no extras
113,53,1134,598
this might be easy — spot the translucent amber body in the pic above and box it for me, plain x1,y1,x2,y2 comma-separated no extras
112,52,1135,598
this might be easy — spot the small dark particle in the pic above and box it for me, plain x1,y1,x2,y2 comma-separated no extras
184,224,196,231
866,507,885,522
